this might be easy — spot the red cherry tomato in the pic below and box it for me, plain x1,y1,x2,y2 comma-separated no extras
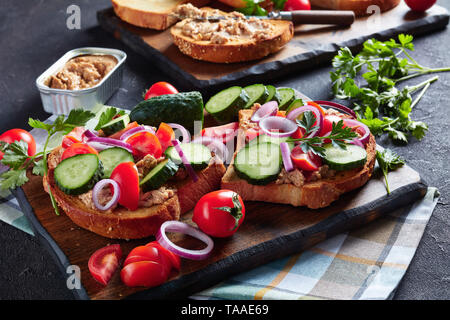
110,162,140,211
144,82,178,100
290,146,322,171
146,241,181,271
284,0,311,11
405,0,436,12
0,129,36,160
126,131,162,159
156,122,175,152
201,122,239,144
123,245,172,278
88,244,122,286
121,261,168,287
61,143,98,161
320,114,347,137
108,121,139,140
193,190,245,238
61,127,85,148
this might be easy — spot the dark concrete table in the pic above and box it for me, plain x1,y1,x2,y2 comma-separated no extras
1,0,449,299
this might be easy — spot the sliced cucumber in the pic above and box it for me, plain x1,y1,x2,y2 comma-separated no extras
98,147,134,178
323,143,367,171
247,134,294,150
101,114,130,136
54,153,104,195
243,84,269,109
277,88,296,110
265,85,281,104
139,159,179,192
205,86,249,124
165,142,211,170
285,99,305,115
234,142,282,185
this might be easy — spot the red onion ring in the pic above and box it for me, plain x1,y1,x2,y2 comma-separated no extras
168,123,191,143
84,130,133,153
0,163,9,174
259,116,298,138
191,136,229,164
343,119,370,146
351,138,365,148
92,179,120,211
156,221,214,260
286,106,323,138
120,125,155,142
314,100,357,119
251,101,278,123
171,140,198,182
280,142,294,172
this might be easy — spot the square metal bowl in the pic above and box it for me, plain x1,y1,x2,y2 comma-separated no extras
36,47,127,115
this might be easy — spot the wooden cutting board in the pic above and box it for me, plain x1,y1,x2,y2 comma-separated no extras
97,2,449,91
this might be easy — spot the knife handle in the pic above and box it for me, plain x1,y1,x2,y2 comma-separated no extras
289,10,355,26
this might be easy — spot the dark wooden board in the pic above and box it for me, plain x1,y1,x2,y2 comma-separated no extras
13,161,427,300
97,2,449,91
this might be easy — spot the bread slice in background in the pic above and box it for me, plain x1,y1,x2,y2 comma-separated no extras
111,0,211,30
221,109,377,209
310,0,401,16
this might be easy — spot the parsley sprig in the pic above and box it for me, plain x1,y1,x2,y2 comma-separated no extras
376,149,405,194
0,109,95,215
287,111,358,157
238,0,287,16
330,34,450,143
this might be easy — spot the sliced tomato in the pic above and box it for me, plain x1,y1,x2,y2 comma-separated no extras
126,131,162,159
244,127,262,142
201,122,239,144
320,114,347,137
276,111,286,117
108,121,139,140
61,142,98,161
0,128,36,160
156,122,175,152
146,241,181,271
88,244,122,286
62,127,85,148
110,162,139,211
123,245,172,277
144,82,178,100
120,261,168,287
290,146,322,171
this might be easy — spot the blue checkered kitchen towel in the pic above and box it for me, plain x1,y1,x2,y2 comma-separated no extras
0,109,439,300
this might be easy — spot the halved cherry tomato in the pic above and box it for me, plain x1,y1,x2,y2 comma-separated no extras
61,143,98,161
121,261,168,287
0,129,36,160
108,121,139,140
126,131,162,159
145,241,181,271
290,146,322,171
88,244,122,286
405,0,436,12
124,245,172,278
244,127,262,142
193,190,245,238
144,82,178,100
201,122,239,144
320,114,347,137
61,126,85,148
156,122,175,152
110,162,139,211
284,0,311,11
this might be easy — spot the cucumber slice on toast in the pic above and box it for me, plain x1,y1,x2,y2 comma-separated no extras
98,147,134,178
265,85,282,104
139,159,179,192
205,86,249,124
277,88,296,110
165,142,212,170
323,143,367,171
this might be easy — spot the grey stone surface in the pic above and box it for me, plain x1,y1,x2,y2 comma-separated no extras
0,0,449,299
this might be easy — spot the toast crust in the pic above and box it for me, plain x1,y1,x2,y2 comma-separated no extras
111,0,211,30
170,16,294,63
44,147,226,239
310,0,401,16
221,109,377,209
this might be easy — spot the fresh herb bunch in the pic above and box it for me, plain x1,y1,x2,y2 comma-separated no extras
376,149,405,194
239,0,287,16
287,111,358,157
330,34,450,143
0,109,95,214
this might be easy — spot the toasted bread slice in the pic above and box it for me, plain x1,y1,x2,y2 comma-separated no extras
170,8,294,63
44,147,226,239
221,109,377,209
111,0,211,30
310,0,401,16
